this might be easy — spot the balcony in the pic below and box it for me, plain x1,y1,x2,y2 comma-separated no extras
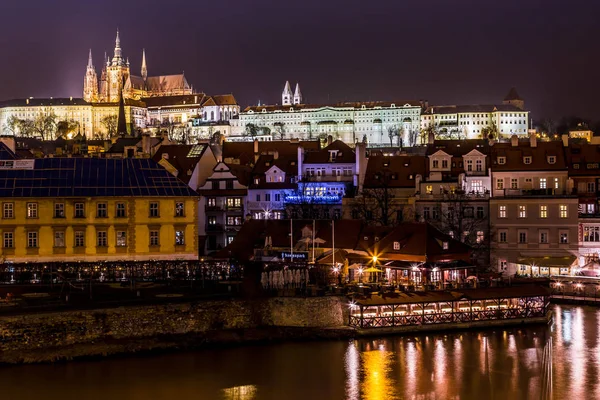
226,205,243,213
205,205,224,212
579,213,600,219
415,191,490,201
247,201,284,210
495,188,574,198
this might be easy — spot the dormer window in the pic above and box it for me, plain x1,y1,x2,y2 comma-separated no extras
573,163,580,169
523,156,532,164
254,178,260,184
548,156,556,164
393,241,400,250
383,161,390,167
497,156,506,165
328,150,338,162
426,185,433,194
443,242,449,250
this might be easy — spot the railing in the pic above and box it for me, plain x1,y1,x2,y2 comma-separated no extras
206,223,224,232
415,192,490,200
496,188,573,197
349,298,548,329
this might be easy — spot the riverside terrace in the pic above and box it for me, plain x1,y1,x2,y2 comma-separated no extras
348,285,551,330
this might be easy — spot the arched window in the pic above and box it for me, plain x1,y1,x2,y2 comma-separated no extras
210,111,215,120
203,111,207,120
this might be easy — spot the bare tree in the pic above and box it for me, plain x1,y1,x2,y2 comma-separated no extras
100,115,118,139
406,128,419,147
350,171,402,226
274,122,286,140
56,120,80,138
387,126,399,147
481,117,499,140
4,115,21,136
245,123,258,138
30,108,57,140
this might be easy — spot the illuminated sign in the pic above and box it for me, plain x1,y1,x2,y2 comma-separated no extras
279,252,308,260
283,194,342,204
0,160,35,170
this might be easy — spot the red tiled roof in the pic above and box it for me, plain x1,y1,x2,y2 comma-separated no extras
491,140,567,171
303,140,355,164
363,155,426,188
565,141,600,176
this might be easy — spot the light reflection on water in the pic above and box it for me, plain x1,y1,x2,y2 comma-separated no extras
1,305,599,400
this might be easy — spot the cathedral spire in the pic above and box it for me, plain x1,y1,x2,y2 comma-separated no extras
87,49,94,68
141,49,148,80
282,81,293,106
112,28,124,65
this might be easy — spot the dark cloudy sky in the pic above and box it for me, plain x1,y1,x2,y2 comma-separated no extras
0,0,599,120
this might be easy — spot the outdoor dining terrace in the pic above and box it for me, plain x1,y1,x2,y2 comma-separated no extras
348,285,550,329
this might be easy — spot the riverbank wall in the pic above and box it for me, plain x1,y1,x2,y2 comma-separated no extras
0,297,351,365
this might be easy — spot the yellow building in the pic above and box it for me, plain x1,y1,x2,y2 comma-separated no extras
0,158,198,264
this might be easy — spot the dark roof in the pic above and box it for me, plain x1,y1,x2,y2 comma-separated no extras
363,155,426,188
504,87,523,101
222,140,320,166
426,140,490,157
0,158,199,197
152,144,210,184
424,104,525,115
303,140,355,164
0,142,17,160
244,100,422,113
491,140,567,171
0,98,89,107
565,142,600,176
107,137,141,153
142,94,206,108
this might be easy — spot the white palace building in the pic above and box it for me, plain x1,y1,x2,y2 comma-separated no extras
230,84,529,146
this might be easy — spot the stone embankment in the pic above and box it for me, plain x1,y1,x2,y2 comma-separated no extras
0,297,351,364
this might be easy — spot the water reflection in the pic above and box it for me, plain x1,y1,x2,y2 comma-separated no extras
1,305,600,400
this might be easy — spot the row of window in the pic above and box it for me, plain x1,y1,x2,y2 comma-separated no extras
305,167,353,176
496,177,560,190
497,204,568,218
2,202,185,219
422,206,485,219
2,229,185,249
206,197,243,208
497,156,556,165
497,229,569,244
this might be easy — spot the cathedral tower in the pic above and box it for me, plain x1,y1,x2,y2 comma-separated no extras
106,29,130,102
282,81,293,106
83,49,98,102
293,83,302,105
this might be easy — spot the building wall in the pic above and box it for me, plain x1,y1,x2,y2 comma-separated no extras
421,110,529,139
490,197,578,275
0,197,198,262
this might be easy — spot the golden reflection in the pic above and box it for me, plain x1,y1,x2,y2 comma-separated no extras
221,385,257,400
345,341,360,400
361,349,397,400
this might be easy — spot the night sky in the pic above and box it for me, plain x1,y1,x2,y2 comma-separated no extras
1,0,599,120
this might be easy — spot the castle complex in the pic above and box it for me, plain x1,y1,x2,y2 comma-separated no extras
84,30,192,103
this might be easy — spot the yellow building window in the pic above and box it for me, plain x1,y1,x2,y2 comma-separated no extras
539,205,547,218
560,205,568,218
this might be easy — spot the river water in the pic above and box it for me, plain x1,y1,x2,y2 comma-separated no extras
1,305,599,400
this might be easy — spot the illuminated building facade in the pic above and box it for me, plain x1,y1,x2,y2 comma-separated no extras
0,158,199,264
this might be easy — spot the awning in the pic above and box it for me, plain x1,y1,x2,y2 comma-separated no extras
517,255,576,268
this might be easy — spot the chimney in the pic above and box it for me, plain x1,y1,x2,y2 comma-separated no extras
529,132,537,148
142,132,151,155
327,135,333,146
510,135,519,147
428,130,435,144
273,150,279,160
0,136,16,153
253,139,259,162
355,142,367,190
562,134,569,147
297,145,304,178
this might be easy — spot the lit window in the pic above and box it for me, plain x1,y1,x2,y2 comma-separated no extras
496,179,504,190
554,178,559,189
511,178,518,189
560,205,568,218
476,231,484,243
393,241,400,250
27,202,38,218
519,205,527,218
54,203,65,218
175,230,185,245
499,205,507,218
116,231,127,247
539,205,547,218
207,198,216,207
442,242,449,250
175,202,185,217
54,231,65,247
539,178,547,189
426,185,433,194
